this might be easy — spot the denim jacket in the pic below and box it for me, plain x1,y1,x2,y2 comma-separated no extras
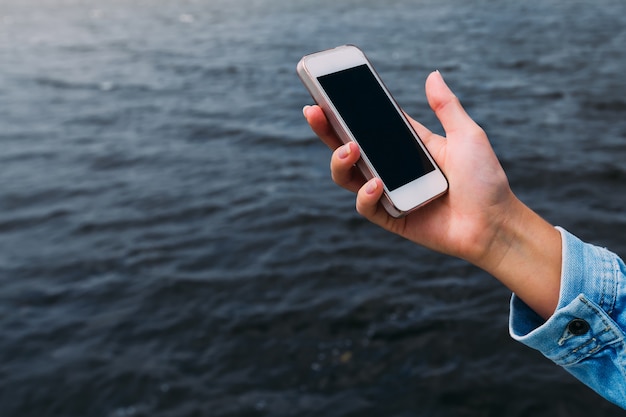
509,227,626,408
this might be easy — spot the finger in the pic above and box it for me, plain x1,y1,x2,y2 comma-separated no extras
330,142,364,193
303,105,343,150
355,178,392,227
425,71,482,137
355,178,403,233
356,178,383,215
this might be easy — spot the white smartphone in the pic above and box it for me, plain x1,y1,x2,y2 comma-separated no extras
297,45,448,218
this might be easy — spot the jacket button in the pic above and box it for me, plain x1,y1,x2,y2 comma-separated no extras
568,318,590,336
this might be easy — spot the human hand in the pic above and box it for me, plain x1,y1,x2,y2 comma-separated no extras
303,70,562,318
304,70,516,266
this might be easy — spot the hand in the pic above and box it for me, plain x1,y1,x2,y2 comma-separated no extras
303,70,562,319
304,71,513,264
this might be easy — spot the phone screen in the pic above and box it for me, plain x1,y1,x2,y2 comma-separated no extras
318,65,435,191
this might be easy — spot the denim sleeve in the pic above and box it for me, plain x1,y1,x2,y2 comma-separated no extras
509,227,626,408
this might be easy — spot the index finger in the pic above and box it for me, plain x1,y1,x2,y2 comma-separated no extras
303,105,343,150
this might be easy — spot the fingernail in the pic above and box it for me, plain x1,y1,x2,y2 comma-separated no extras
434,70,449,86
302,105,311,118
338,143,352,159
365,178,379,195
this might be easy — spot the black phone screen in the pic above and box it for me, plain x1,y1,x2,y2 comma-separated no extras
318,65,435,191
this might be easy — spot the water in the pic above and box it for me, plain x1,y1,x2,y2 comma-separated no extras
1,0,626,416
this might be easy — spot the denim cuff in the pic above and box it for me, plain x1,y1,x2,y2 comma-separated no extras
509,227,624,361
508,227,626,407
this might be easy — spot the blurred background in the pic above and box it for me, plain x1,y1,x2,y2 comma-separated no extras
1,0,626,416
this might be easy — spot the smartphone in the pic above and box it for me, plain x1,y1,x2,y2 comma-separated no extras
297,45,448,217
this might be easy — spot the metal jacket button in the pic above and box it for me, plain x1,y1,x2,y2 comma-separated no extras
568,318,590,336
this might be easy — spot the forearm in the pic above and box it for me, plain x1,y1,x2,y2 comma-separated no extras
468,197,562,320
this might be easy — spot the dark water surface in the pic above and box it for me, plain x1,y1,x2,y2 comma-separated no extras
2,0,626,416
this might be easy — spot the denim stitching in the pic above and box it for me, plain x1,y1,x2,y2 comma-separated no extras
555,296,622,364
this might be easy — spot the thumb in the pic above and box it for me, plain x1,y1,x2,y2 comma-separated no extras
425,71,479,137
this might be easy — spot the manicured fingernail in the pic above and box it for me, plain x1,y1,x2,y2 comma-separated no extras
365,178,379,195
434,70,449,87
302,105,312,118
338,143,352,159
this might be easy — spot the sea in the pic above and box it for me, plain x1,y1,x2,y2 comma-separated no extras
1,0,626,416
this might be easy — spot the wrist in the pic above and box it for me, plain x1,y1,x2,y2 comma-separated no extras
454,192,526,270
468,197,562,319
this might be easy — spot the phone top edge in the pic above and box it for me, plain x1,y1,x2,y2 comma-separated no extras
300,44,364,59
298,45,368,76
